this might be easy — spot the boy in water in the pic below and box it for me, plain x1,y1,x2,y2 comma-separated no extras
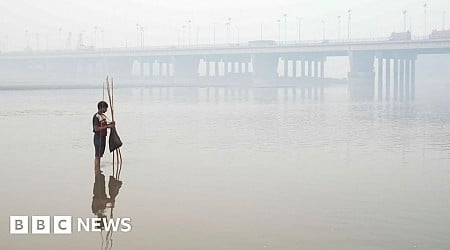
93,101,115,175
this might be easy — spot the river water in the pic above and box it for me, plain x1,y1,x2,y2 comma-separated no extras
0,83,449,249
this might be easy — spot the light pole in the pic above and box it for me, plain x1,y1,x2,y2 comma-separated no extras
283,13,288,43
141,26,145,47
424,3,427,36
177,28,181,47
213,23,216,45
277,19,281,43
136,24,140,47
337,16,341,40
236,26,240,44
347,9,351,40
101,29,104,48
226,17,231,44
403,10,407,32
187,20,192,46
260,23,263,40
181,25,186,46
296,17,302,42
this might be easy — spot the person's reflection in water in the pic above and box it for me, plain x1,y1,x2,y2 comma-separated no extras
92,172,123,249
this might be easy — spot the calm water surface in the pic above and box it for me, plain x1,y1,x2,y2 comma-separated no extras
0,84,449,249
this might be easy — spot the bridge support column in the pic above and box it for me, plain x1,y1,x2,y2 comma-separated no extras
283,59,288,77
399,59,404,101
393,59,399,100
377,57,383,101
385,58,391,100
405,59,410,100
204,61,210,77
320,60,325,78
107,57,133,81
348,51,375,100
216,61,220,77
251,54,279,84
308,60,312,78
313,60,318,78
140,60,145,77
148,60,153,78
411,59,415,100
292,60,297,77
301,60,305,77
173,55,200,84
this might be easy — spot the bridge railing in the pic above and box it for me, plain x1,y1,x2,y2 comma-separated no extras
1,35,447,55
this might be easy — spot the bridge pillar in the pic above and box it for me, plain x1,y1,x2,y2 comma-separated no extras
399,59,404,101
216,61,220,77
308,60,312,78
173,55,200,84
140,60,145,77
348,51,375,100
411,59,415,100
159,62,164,77
300,59,306,77
164,62,169,76
205,61,210,77
251,53,279,84
385,58,391,100
313,60,318,78
320,60,325,78
148,61,152,78
377,57,383,101
293,60,297,77
393,59,399,100
283,59,288,77
405,59,410,100
107,57,133,81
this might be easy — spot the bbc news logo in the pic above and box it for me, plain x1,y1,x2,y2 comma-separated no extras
10,216,132,234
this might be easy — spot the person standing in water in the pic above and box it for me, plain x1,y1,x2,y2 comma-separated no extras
93,101,115,175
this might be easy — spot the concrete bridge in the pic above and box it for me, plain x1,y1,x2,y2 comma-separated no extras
1,38,450,100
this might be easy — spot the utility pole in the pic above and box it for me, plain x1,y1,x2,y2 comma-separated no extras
277,19,281,43
260,23,263,40
226,17,231,44
187,20,192,46
181,25,186,46
347,9,352,40
424,3,427,36
213,23,216,45
403,10,407,32
283,13,287,43
297,17,302,42
136,24,139,47
337,16,341,40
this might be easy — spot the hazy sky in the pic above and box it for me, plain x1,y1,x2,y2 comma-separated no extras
0,0,449,50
